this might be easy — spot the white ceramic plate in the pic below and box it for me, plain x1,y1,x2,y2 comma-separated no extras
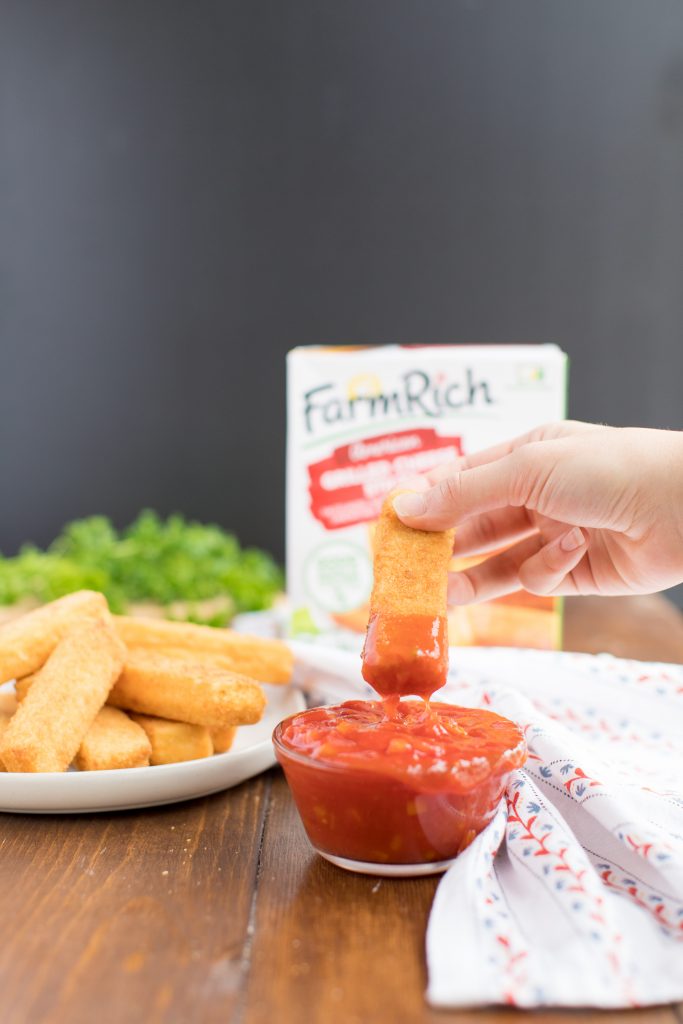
0,684,305,815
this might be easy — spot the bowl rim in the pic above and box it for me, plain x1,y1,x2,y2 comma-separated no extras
272,713,367,776
272,702,527,782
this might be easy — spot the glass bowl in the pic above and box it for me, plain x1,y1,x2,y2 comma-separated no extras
273,700,526,877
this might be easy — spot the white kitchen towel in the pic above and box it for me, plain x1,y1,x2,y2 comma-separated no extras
288,642,683,1008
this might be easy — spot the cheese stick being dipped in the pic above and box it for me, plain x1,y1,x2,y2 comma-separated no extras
361,491,455,701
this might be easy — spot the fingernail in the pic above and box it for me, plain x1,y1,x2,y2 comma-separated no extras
393,492,427,518
560,527,585,552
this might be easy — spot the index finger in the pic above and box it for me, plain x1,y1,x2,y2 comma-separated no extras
425,420,594,484
394,450,529,530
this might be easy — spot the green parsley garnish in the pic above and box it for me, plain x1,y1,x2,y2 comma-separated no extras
0,511,283,626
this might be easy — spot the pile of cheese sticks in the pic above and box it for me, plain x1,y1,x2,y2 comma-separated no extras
0,591,293,772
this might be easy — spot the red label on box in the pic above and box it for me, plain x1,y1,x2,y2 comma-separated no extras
307,428,463,530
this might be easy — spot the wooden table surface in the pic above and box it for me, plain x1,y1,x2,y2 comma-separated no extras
1,595,683,1024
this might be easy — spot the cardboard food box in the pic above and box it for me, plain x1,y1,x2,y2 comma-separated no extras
286,344,568,649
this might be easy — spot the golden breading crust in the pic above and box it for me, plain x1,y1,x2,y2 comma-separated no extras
107,650,266,728
209,725,237,754
361,492,455,697
0,691,17,716
369,492,455,618
0,620,126,773
12,677,31,703
0,715,11,771
114,616,293,684
17,656,262,732
74,707,152,771
128,713,213,765
0,591,109,685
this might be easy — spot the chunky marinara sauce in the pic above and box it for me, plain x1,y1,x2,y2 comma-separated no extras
361,613,448,700
274,700,526,865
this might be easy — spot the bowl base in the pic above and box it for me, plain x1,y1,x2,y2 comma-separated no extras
317,850,458,877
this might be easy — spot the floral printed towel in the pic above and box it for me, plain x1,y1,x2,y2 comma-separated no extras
288,642,683,1008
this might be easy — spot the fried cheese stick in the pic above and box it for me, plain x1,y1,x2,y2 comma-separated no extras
361,492,455,700
0,691,17,716
209,725,237,754
128,713,213,765
13,677,30,703
114,616,293,684
0,692,17,770
74,707,152,771
17,653,263,731
11,683,153,770
18,652,265,729
15,676,236,764
0,715,11,771
0,620,126,772
108,651,266,727
0,590,109,684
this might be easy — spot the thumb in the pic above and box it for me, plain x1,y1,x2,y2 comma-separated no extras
392,451,528,529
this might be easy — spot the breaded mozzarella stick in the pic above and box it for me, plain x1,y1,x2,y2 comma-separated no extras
108,651,266,728
0,591,109,684
209,725,237,754
74,707,152,771
0,620,126,772
0,715,11,771
129,714,213,765
17,654,265,730
114,616,293,684
361,492,455,700
0,691,17,716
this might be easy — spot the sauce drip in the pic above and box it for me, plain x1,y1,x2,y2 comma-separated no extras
361,612,448,700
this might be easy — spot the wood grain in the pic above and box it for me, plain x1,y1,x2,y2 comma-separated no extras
0,779,269,1024
242,770,438,1024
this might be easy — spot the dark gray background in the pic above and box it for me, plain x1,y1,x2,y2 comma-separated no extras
1,1,682,603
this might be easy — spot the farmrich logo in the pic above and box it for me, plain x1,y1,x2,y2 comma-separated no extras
303,369,494,434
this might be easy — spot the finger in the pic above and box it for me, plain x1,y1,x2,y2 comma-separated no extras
427,421,596,482
426,458,468,485
448,536,542,605
517,528,588,595
448,529,587,605
446,419,602,471
453,507,536,558
391,473,431,495
393,429,608,531
393,450,529,530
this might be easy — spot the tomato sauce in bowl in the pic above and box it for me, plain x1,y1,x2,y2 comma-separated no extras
273,699,526,873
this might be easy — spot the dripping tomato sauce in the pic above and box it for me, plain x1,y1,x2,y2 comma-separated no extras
361,613,448,699
274,700,526,865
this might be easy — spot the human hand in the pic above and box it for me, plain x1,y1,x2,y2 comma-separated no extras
392,422,683,603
